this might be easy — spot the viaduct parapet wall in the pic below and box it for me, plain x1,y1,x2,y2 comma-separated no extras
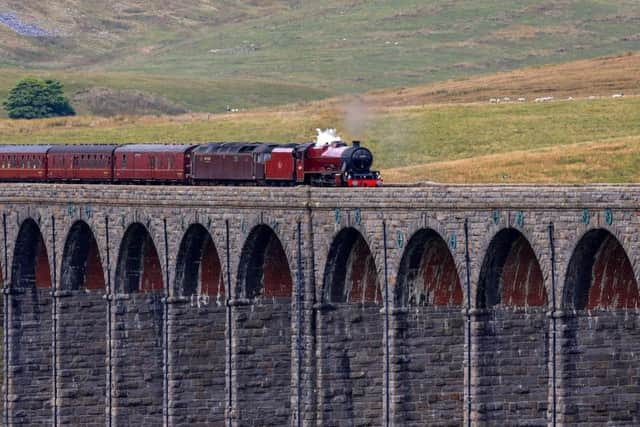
1,183,639,426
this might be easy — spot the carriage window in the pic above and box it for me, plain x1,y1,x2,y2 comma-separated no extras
168,156,174,170
149,156,156,169
122,154,127,168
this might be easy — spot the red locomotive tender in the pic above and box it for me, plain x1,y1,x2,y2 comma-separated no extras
0,136,382,187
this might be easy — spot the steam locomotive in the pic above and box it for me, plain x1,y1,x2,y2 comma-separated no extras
0,139,382,187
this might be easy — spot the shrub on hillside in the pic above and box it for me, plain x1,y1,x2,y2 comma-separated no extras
3,77,75,119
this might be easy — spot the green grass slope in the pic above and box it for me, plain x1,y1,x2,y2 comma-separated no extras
0,69,332,115
2,95,639,183
2,1,640,112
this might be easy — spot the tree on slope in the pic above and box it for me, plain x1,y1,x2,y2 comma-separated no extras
3,77,75,119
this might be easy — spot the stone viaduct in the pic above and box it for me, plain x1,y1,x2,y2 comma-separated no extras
1,183,639,426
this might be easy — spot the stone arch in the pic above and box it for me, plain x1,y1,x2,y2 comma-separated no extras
395,228,462,307
60,220,105,291
392,227,465,425
174,223,223,298
563,228,638,310
237,224,292,299
233,223,293,425
478,228,547,308
12,218,51,290
323,227,381,304
169,222,226,424
472,227,549,424
558,227,640,423
317,226,383,425
391,217,466,303
115,222,163,293
57,220,107,425
7,218,53,424
111,222,164,424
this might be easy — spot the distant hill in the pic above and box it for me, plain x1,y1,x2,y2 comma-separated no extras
2,1,640,113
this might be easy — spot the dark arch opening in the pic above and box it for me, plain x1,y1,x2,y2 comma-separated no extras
60,221,105,291
237,225,292,299
564,229,638,310
115,223,163,293
396,229,462,307
478,228,546,308
175,224,223,297
324,227,380,304
12,218,51,290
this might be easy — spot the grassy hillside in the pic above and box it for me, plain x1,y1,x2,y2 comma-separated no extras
2,1,640,113
388,136,640,183
0,69,332,115
1,94,639,183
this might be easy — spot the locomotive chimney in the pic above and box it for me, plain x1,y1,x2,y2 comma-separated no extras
352,140,361,147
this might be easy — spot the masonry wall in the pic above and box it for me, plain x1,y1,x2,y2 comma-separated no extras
1,184,640,426
558,311,640,425
56,291,106,426
7,288,52,425
316,303,383,426
112,293,164,426
167,299,226,425
472,308,549,425
234,298,292,426
392,307,464,426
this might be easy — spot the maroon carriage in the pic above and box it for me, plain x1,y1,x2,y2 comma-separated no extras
191,143,277,184
113,144,196,183
47,145,117,182
0,145,51,181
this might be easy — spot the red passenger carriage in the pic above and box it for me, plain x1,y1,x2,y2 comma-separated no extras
47,145,117,181
113,144,196,183
0,145,51,181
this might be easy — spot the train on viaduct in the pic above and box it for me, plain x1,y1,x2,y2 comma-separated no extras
1,183,639,426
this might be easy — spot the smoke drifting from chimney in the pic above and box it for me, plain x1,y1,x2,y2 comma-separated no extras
344,96,371,139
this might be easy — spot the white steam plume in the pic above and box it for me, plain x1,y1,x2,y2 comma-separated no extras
315,128,342,147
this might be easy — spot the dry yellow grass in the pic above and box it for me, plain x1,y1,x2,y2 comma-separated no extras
348,52,640,108
383,137,640,184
